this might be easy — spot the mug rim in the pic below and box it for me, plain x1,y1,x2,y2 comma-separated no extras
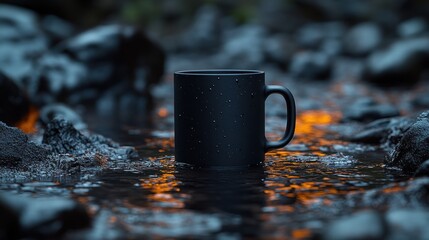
175,69,264,76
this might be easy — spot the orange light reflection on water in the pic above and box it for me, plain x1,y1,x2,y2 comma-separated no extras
140,158,185,209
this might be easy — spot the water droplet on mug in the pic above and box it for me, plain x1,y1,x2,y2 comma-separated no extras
251,93,254,98
213,120,216,123
223,135,226,138
220,93,223,96
178,114,182,117
217,77,220,80
201,91,204,94
209,88,212,91
198,140,201,143
195,96,198,100
228,100,231,103
235,79,239,83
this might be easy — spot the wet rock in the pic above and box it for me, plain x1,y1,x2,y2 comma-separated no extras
346,117,414,148
0,4,47,82
43,118,137,160
216,24,266,69
414,160,429,178
0,122,49,167
397,18,427,38
323,210,386,240
365,37,429,86
0,71,30,126
61,24,164,92
29,53,87,105
264,34,296,68
344,22,382,56
342,99,400,122
180,5,221,52
289,51,331,79
386,209,429,240
387,111,429,173
0,193,90,238
40,104,87,130
346,177,429,209
31,24,165,105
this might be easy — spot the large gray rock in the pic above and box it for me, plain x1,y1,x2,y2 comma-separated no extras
386,209,429,240
344,22,382,56
365,37,429,86
289,51,332,79
387,111,429,173
342,98,400,123
0,4,47,82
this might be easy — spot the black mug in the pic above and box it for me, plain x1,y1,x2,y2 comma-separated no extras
174,70,296,167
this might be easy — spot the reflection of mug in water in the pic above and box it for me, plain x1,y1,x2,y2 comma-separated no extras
174,70,296,167
175,165,266,237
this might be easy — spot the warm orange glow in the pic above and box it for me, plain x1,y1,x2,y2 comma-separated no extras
158,107,169,118
292,228,312,239
140,157,185,209
16,106,39,133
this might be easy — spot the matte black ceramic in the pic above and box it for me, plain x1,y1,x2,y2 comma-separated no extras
174,70,295,167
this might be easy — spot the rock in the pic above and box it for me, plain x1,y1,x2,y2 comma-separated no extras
28,53,88,105
40,104,87,130
387,111,429,173
365,37,429,86
289,51,331,79
414,159,429,178
43,118,137,160
342,99,400,122
61,24,164,92
0,193,90,238
346,117,414,149
180,5,221,52
386,209,429,240
412,93,429,108
41,15,75,44
397,18,427,38
264,34,296,68
344,22,382,56
323,210,386,240
0,71,30,126
30,24,165,105
0,4,47,82
0,122,49,167
215,24,266,69
345,177,429,209
295,22,345,50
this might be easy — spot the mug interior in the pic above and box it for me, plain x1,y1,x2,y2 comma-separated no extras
175,69,264,76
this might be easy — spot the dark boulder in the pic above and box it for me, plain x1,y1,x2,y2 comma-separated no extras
387,111,429,173
0,71,31,126
365,37,429,86
43,118,137,160
289,51,332,79
0,122,49,167
0,194,90,239
30,24,165,105
0,4,47,82
342,98,400,122
343,22,382,56
346,117,414,147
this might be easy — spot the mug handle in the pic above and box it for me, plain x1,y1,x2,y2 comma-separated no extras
264,85,296,152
